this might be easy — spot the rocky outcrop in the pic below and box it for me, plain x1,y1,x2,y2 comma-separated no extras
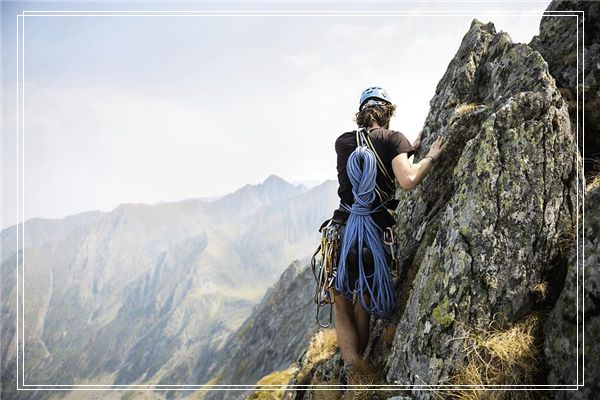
542,184,600,399
284,15,583,400
231,4,600,398
530,0,600,178
385,17,579,393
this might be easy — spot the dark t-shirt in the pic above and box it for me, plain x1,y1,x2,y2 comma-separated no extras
331,127,415,230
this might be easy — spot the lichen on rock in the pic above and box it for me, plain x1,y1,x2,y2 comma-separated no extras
283,8,592,400
542,183,600,399
385,18,580,395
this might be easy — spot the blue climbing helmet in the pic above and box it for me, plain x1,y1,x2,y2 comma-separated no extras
359,86,392,111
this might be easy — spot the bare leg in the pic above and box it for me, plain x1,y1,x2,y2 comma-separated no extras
334,295,361,365
354,294,371,355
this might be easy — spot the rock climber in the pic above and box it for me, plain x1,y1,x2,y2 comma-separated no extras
330,86,447,380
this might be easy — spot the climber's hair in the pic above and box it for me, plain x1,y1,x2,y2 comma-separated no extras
355,103,397,129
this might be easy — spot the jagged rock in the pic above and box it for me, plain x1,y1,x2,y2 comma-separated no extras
240,5,599,399
529,0,600,178
282,330,342,400
283,14,585,400
385,18,579,397
542,185,600,399
284,326,413,400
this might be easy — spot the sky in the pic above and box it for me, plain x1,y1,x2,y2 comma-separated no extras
1,1,552,228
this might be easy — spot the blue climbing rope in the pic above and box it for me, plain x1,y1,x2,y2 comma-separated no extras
335,132,396,320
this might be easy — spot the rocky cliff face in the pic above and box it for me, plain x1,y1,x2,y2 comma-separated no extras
281,13,591,400
529,0,600,178
542,183,599,400
386,16,578,391
530,7,600,395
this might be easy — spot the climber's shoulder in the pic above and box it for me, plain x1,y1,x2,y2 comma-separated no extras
374,128,415,158
371,127,409,143
335,128,413,157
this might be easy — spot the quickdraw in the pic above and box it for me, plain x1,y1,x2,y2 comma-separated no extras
383,226,397,262
311,219,342,328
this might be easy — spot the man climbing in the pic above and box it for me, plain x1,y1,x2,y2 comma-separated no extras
329,86,446,381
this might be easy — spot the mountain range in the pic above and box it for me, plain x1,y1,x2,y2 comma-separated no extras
0,175,338,399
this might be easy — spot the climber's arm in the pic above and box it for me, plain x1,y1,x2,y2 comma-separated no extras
391,135,447,191
391,153,435,190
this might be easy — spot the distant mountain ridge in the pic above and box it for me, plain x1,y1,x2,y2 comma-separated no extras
209,174,308,219
197,261,317,400
0,175,338,400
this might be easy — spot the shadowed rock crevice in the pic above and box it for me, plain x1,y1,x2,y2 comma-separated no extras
542,183,599,399
530,0,600,178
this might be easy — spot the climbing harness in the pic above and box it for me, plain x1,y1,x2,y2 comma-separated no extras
334,128,397,320
311,218,342,328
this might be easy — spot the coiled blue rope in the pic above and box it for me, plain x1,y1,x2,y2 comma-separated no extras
335,136,396,320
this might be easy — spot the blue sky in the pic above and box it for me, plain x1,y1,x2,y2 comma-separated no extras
1,1,551,227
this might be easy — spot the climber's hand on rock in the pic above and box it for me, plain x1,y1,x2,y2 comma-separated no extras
428,136,447,160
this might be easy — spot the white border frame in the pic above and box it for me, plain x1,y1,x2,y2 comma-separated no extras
12,4,585,394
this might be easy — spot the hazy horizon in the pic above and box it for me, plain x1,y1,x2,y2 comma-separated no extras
0,173,333,229
1,1,551,227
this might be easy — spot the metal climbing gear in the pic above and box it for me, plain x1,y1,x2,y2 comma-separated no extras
383,226,397,262
311,218,342,328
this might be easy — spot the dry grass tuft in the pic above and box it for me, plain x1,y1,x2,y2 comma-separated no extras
441,312,544,400
346,359,382,386
311,382,343,400
556,220,577,257
309,329,338,360
247,366,297,400
586,164,600,193
311,359,399,400
447,103,481,128
344,360,399,400
455,103,479,115
531,281,549,301
343,390,377,400
295,329,338,384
